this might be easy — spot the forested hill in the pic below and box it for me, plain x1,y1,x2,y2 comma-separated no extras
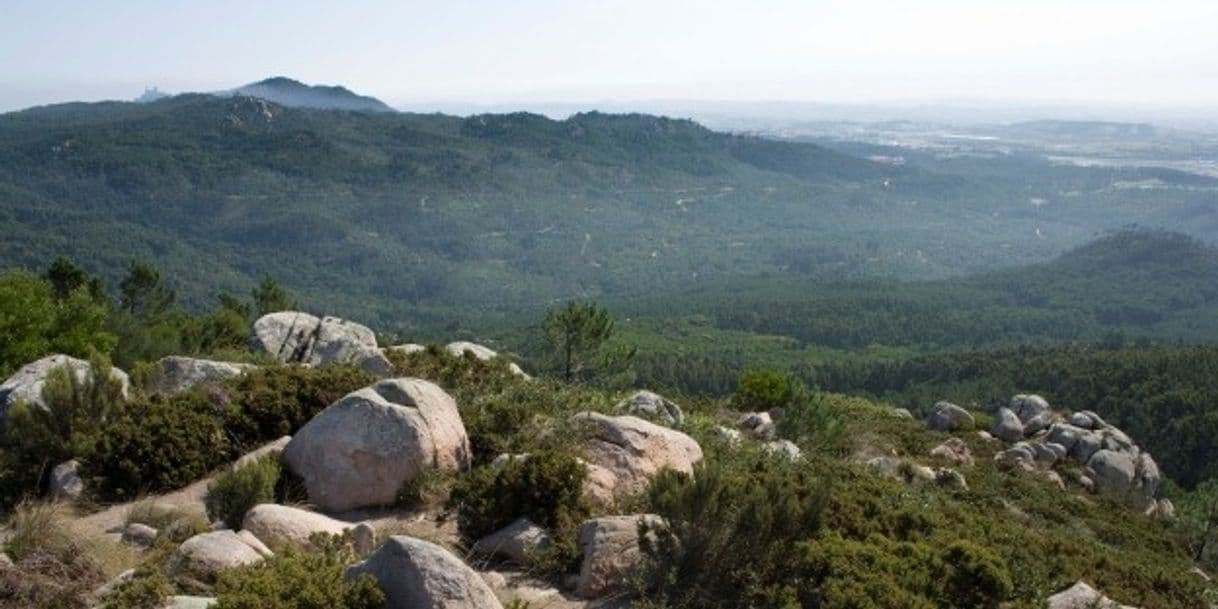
622,229,1218,353
1,90,1216,332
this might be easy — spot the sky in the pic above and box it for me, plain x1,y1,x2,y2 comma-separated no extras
2,0,1218,113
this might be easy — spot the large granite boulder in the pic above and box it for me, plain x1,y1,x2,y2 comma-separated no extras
1087,449,1136,496
169,530,271,582
250,311,392,375
618,390,684,426
571,412,703,505
0,354,129,422
284,378,471,512
1010,394,1051,423
241,504,374,554
575,515,664,599
926,401,974,431
345,536,503,609
991,408,1024,443
146,356,255,395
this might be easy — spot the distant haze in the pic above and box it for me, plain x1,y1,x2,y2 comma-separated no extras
2,0,1217,118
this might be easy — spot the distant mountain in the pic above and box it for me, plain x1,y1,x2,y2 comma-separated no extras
228,77,395,113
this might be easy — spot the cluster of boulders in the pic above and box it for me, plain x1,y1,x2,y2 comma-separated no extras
989,395,1169,515
185,378,699,605
922,394,1171,516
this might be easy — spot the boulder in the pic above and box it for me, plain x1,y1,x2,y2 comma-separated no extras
388,343,426,355
250,311,392,375
618,390,684,426
935,468,968,489
242,504,375,554
571,412,703,505
169,530,270,581
50,459,83,501
1078,410,1110,429
1023,410,1055,436
444,341,530,378
991,408,1024,443
713,426,743,445
0,552,11,567
925,401,974,431
764,439,802,461
1087,449,1137,497
1137,453,1162,499
1031,442,1061,465
575,515,664,599
929,437,974,466
284,378,471,512
471,517,552,565
122,522,159,547
738,411,776,440
1070,412,1098,429
1010,394,1051,423
165,597,218,609
1041,470,1066,491
0,354,129,422
1146,498,1175,519
147,356,255,395
1047,581,1138,609
345,535,503,609
890,407,914,419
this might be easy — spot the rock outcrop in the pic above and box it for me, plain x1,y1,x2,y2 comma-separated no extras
575,515,664,599
925,401,974,431
572,412,703,505
1047,581,1139,609
250,311,392,375
988,395,1163,508
0,354,129,422
444,341,530,378
618,390,684,426
284,378,471,512
147,356,255,395
929,437,974,466
241,504,375,554
345,536,503,609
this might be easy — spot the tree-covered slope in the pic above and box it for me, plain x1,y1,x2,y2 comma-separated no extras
1,93,1216,333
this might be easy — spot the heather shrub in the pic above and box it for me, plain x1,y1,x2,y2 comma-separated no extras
84,392,232,501
212,533,385,609
219,364,374,450
449,450,589,541
205,455,282,529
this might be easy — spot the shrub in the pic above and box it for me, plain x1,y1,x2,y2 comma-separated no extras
99,567,174,609
205,455,282,530
776,383,843,454
733,369,791,412
84,392,232,501
0,357,125,509
220,365,374,450
637,450,829,609
123,500,209,544
212,533,385,609
449,450,589,542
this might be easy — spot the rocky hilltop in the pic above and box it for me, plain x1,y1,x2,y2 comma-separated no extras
0,308,1212,608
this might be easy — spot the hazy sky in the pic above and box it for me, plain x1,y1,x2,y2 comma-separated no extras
3,0,1217,112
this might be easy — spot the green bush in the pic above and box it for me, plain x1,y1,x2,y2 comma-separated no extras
637,450,829,609
205,455,282,530
776,383,844,454
83,392,232,501
99,568,174,609
212,533,385,609
220,365,374,449
733,369,791,412
0,357,125,509
449,450,589,542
